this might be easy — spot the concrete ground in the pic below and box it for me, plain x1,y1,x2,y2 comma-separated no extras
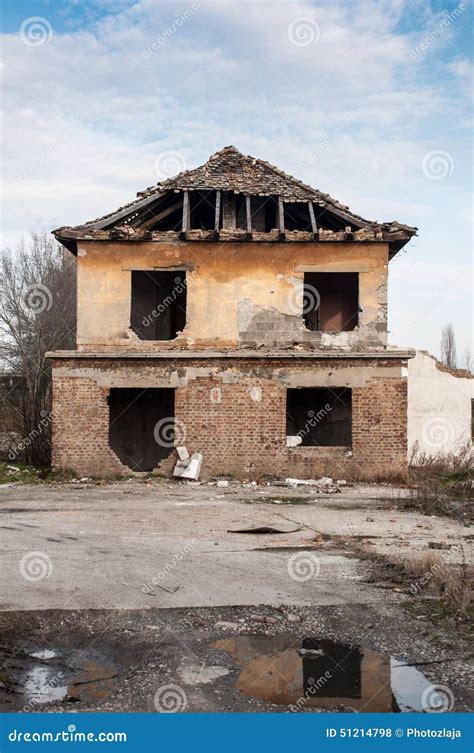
0,478,472,713
0,478,470,611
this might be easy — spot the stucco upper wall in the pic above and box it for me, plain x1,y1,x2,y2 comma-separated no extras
75,240,389,350
407,351,473,458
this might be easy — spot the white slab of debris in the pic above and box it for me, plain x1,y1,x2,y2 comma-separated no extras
285,476,333,488
173,452,203,481
176,446,189,461
286,435,302,448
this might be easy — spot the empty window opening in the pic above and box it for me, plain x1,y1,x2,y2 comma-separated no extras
263,196,278,231
236,194,246,229
303,272,358,332
131,271,186,341
284,202,312,231
190,190,216,230
108,388,175,471
286,387,352,447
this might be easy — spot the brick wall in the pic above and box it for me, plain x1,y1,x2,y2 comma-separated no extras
50,357,407,479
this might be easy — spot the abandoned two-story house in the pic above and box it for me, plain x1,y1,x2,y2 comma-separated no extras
49,146,417,479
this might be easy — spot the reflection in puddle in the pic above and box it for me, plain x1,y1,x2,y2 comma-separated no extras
24,667,67,704
29,650,58,660
212,636,435,712
3,648,119,709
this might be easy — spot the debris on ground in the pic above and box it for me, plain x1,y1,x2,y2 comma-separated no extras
173,451,203,481
227,523,301,534
250,614,281,624
286,613,303,623
285,476,345,493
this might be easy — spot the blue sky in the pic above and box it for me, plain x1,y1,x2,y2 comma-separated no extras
1,0,472,359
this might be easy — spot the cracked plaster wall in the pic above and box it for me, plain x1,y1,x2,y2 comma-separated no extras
76,240,389,350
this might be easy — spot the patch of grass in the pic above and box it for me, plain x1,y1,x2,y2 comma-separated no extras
363,545,473,631
0,462,43,484
401,444,473,521
0,462,78,484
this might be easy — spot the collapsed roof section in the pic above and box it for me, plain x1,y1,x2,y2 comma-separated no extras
53,146,417,257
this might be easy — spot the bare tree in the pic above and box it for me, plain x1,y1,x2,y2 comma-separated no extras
461,347,473,373
440,323,457,368
0,233,76,465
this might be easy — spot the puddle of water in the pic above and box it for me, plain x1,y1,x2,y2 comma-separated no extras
211,636,436,712
24,667,68,704
390,658,434,712
3,648,119,710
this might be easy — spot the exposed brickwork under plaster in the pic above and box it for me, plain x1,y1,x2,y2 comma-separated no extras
51,357,408,479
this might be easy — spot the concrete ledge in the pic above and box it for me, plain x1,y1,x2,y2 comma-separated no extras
46,349,415,360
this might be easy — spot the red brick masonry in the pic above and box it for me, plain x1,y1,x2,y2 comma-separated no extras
50,357,408,479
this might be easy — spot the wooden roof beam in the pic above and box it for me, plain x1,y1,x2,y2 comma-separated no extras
213,190,221,239
180,190,190,239
278,196,285,240
308,201,317,238
245,195,252,239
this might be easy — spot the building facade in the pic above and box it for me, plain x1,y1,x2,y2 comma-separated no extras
49,146,417,478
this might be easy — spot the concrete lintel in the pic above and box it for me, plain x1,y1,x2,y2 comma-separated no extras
294,262,370,273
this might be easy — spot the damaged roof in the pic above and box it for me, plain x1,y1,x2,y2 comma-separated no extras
53,145,417,255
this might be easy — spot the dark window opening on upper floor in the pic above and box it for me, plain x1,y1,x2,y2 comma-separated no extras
303,272,359,332
190,190,216,230
286,387,352,447
284,202,312,231
130,270,186,341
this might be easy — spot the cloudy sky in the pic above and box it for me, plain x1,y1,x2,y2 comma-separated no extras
1,0,472,358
